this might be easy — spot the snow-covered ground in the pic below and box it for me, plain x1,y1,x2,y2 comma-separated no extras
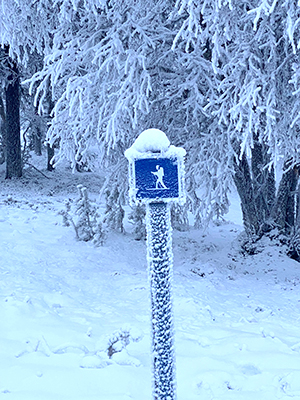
1,161,300,400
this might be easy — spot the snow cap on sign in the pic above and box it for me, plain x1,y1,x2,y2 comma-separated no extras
132,128,170,152
125,129,170,160
125,128,186,162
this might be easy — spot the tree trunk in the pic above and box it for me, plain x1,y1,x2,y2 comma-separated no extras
0,94,5,122
5,52,22,179
33,107,42,156
34,125,42,156
234,148,299,251
0,95,6,164
233,153,260,238
288,177,300,260
271,165,299,234
251,137,276,227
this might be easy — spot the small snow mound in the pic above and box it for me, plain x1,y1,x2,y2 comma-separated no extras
52,343,89,355
112,351,141,367
80,354,112,369
291,342,300,352
240,364,261,376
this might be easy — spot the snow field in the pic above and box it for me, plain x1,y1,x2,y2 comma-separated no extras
1,169,300,399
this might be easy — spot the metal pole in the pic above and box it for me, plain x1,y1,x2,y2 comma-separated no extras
146,202,176,400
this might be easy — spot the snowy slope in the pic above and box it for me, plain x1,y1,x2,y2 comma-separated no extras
1,163,300,400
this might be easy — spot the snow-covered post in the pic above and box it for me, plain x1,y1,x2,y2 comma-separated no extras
125,129,185,400
147,200,175,399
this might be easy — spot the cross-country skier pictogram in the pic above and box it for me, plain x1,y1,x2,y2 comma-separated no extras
152,165,168,189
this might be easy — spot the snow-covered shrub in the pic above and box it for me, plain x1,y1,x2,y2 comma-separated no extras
128,204,146,240
105,326,142,359
103,187,125,233
171,204,189,232
60,200,72,228
60,185,106,245
75,184,95,241
89,223,106,247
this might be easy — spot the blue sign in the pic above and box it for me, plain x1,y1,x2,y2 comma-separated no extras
135,158,179,200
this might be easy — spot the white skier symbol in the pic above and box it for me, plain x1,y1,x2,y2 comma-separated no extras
151,165,168,189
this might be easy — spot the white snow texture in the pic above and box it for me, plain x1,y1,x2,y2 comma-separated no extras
1,163,300,400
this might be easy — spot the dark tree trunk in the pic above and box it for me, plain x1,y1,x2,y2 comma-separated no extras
5,52,22,179
34,125,42,156
271,165,299,234
233,153,260,238
33,106,42,156
0,95,5,122
0,121,5,165
0,95,6,164
234,148,299,251
251,136,276,231
288,177,300,260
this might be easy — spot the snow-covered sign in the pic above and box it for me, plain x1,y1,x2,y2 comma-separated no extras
126,129,186,400
125,129,186,204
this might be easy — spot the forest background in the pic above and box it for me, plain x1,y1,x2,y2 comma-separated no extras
1,0,300,257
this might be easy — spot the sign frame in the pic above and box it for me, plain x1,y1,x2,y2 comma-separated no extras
127,151,185,205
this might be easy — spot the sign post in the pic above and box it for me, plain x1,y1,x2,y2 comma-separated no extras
125,129,186,400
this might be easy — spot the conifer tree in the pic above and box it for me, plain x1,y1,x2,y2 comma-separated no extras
174,0,300,247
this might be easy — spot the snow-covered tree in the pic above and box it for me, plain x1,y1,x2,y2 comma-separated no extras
0,0,54,62
23,1,191,217
174,0,300,249
29,1,157,169
5,0,300,257
103,185,125,233
0,0,56,177
60,184,106,245
24,0,218,224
